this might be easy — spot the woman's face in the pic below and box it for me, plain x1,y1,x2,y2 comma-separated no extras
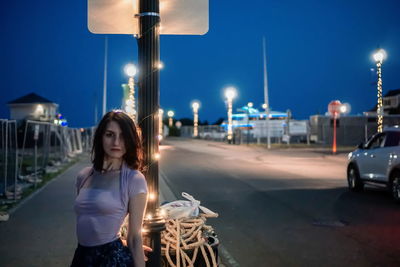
102,120,126,160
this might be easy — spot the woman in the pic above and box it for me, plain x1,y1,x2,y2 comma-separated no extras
71,110,148,267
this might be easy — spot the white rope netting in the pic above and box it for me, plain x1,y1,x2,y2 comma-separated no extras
161,214,218,267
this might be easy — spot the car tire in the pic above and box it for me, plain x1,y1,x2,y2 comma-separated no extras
347,165,363,192
389,172,400,202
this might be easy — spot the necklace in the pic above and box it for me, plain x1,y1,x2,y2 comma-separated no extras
101,161,122,173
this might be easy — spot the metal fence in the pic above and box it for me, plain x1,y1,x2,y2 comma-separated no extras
0,119,18,201
0,119,92,204
309,115,400,146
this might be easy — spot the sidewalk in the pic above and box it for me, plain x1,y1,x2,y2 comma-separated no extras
0,158,86,266
0,157,227,267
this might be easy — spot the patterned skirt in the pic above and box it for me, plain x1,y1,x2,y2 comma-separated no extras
70,239,133,267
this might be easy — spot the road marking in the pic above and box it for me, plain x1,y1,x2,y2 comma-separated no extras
219,244,241,267
312,220,347,227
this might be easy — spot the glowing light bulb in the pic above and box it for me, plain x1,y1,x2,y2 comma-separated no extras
157,62,164,70
224,87,236,100
192,101,200,110
124,63,137,77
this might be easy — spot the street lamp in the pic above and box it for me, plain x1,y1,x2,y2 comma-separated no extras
192,101,200,138
124,63,137,121
224,87,237,143
167,110,174,127
372,48,387,133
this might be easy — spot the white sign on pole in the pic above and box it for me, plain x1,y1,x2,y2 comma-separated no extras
34,125,40,141
88,0,208,35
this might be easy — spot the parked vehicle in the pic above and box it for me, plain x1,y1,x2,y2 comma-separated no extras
347,127,400,201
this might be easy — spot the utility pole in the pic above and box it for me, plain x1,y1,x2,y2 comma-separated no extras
137,0,165,266
102,36,108,116
263,37,271,149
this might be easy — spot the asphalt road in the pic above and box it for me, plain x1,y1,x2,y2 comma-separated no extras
159,138,400,267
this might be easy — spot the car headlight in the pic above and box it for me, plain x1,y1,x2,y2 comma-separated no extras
348,152,353,160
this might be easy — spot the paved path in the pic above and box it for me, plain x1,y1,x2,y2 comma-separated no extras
0,159,89,267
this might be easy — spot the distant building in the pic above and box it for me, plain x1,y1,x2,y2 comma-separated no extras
365,88,400,116
7,93,58,122
382,88,400,114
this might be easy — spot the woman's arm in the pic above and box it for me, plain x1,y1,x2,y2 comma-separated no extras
127,192,147,267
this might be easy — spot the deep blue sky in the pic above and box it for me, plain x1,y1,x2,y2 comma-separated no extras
1,0,400,127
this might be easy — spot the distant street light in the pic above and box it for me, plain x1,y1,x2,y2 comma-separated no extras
192,101,200,138
124,63,137,121
167,110,174,127
224,87,237,143
372,48,387,133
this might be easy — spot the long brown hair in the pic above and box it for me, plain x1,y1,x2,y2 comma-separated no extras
91,110,143,171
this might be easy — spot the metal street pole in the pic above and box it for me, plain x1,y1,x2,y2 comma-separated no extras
102,36,108,116
376,59,383,133
372,48,386,133
193,109,198,137
247,102,253,145
286,109,291,145
227,98,233,143
137,0,165,265
127,76,136,121
192,102,199,138
263,37,271,149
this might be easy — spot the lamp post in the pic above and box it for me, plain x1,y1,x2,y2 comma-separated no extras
246,102,253,145
328,100,342,154
192,101,200,138
224,87,237,144
124,63,137,121
167,110,174,127
373,48,387,133
262,103,271,149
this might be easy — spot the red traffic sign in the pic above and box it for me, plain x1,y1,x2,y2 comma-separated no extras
328,100,342,117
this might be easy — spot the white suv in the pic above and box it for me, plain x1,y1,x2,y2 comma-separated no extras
347,127,400,201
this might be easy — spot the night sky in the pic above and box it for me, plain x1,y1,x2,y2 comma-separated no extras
1,0,400,127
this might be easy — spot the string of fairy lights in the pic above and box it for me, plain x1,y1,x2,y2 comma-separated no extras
373,48,387,133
